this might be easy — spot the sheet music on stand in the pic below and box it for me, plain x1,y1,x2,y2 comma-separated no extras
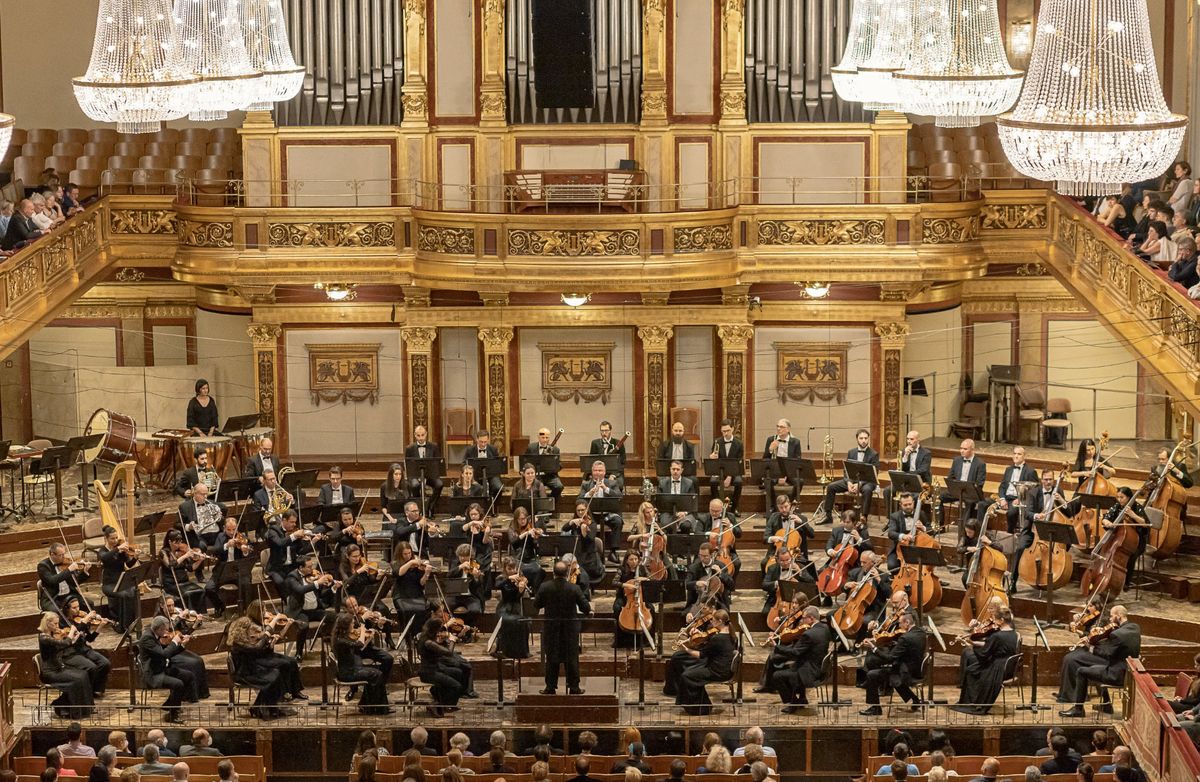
926,614,947,652
737,612,756,648
830,615,854,651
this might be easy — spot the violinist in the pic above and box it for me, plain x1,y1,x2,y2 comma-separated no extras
161,595,205,635
769,605,832,713
561,500,605,584
755,592,806,694
264,509,315,593
495,556,531,659
318,465,356,507
460,502,495,577
99,524,140,632
761,548,801,614
842,550,893,627
977,446,1039,531
342,594,397,657
525,428,565,500
951,603,1018,715
697,497,741,577
417,616,469,716
392,501,441,558
1009,469,1066,592
664,608,735,716
391,541,433,634
339,544,385,603
333,612,395,715
1152,447,1193,489
227,603,305,719
60,595,113,699
817,428,879,524
161,529,224,615
38,542,92,612
506,506,547,591
764,494,814,577
580,459,625,534
885,493,926,570
405,425,445,509
613,550,647,649
513,462,549,502
284,555,337,643
327,506,366,554
451,463,486,498
858,612,926,715
685,543,734,610
866,589,912,640
379,462,408,525
212,517,255,609
1101,486,1149,592
708,419,744,512
37,612,95,718
136,615,210,724
449,543,486,626
561,552,591,600
1058,605,1141,717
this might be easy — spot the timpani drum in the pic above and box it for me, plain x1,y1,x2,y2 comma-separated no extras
83,409,138,465
180,435,234,477
234,426,274,473
135,432,175,477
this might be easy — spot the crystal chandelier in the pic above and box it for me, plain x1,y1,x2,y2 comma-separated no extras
996,0,1187,196
173,0,262,121
895,0,1024,127
855,0,915,111
73,0,196,133
832,0,888,105
239,0,304,111
0,114,14,162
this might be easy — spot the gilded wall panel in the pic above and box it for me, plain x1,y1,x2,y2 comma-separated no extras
507,229,640,257
757,219,885,246
921,215,980,244
110,209,178,235
268,222,397,248
673,225,733,253
178,219,234,248
417,226,475,254
980,203,1047,231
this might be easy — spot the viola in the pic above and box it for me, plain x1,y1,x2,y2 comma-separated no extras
1069,601,1102,635
1071,620,1119,650
954,619,1000,646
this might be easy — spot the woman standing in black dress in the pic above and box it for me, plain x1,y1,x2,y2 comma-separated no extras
187,379,220,436
380,463,407,526
37,612,95,718
417,617,467,716
391,542,432,636
495,557,530,659
333,613,394,715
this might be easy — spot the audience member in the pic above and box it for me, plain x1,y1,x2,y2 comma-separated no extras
100,732,132,758
700,746,732,774
876,744,920,777
622,769,642,782
530,762,550,782
442,768,465,782
170,763,189,782
46,748,78,777
441,750,474,776
1077,763,1095,782
969,758,1000,782
1040,736,1084,775
129,745,174,777
144,730,176,758
0,201,12,235
532,747,552,765
736,746,767,775
40,769,57,782
1099,747,1145,782
88,748,117,782
889,762,909,782
1169,236,1198,288
1090,731,1112,754
62,185,83,217
926,731,955,759
928,769,948,782
490,731,515,758
487,748,515,774
29,193,54,230
2,770,17,782
217,759,239,782
749,763,770,782
567,756,598,782
357,753,378,782
411,727,438,756
613,743,652,774
1025,768,1043,782
58,724,96,759
180,728,222,757
352,731,389,769
577,732,599,755
524,726,563,756
734,728,776,759
450,733,473,757
1168,162,1194,214
118,770,139,782
1036,729,1066,757
699,734,723,757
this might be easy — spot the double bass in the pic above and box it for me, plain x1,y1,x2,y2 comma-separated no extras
891,488,943,610
1148,438,1191,560
1017,464,1074,590
1079,484,1145,598
1071,432,1117,550
960,509,1009,624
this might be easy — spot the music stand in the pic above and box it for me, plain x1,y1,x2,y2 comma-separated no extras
212,552,258,608
578,454,621,475
542,535,586,558
405,457,446,514
897,544,946,625
944,478,986,537
466,456,508,488
217,477,260,505
510,496,555,518
520,453,561,476
665,534,704,561
66,434,104,512
237,508,267,540
844,460,878,485
441,495,485,519
654,493,698,516
222,413,262,434
134,511,166,557
1075,493,1117,549
654,458,697,477
1032,520,1078,627
281,468,319,516
778,457,817,491
888,470,924,494
427,536,469,561
38,445,79,521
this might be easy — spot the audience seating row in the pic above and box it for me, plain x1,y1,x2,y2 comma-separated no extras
353,775,747,782
907,121,1044,196
11,753,264,778
391,754,778,775
865,754,1114,777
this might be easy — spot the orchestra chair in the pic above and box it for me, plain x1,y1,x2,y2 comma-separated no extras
396,657,433,707
705,649,742,713
22,438,55,509
32,653,70,715
886,653,931,713
1039,398,1072,449
325,647,370,711
134,653,169,705
669,406,701,443
949,401,987,440
1015,386,1047,445
225,651,268,714
815,645,836,704
997,647,1026,709
444,407,477,448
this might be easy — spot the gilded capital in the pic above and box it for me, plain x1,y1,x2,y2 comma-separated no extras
404,0,425,22
717,324,754,351
247,323,282,345
875,321,911,348
478,327,515,351
401,326,438,353
638,325,674,351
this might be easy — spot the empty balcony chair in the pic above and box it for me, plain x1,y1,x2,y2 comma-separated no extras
202,156,236,175
13,156,46,186
131,168,170,195
21,142,52,160
9,129,28,149
87,128,119,146
44,156,79,178
145,142,176,157
100,169,135,195
165,168,197,189
176,141,209,158
57,129,89,145
82,142,115,159
114,141,145,157
26,129,58,145
210,127,241,145
106,156,142,171
138,155,171,170
194,168,232,207
179,128,212,144
170,155,204,172
68,169,103,201
152,128,181,145
73,156,106,172
928,162,965,202
52,142,85,158
206,142,240,158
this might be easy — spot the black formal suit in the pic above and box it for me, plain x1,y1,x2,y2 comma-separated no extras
1152,459,1195,489
135,630,208,714
827,523,874,555
317,483,356,508
177,498,227,549
580,476,624,533
940,456,988,524
211,531,254,609
762,435,804,496
822,447,880,519
282,571,333,652
862,627,926,705
844,565,892,619
883,446,933,512
885,509,922,570
264,524,305,591
770,621,833,704
464,444,504,497
589,436,627,488
2,212,40,250
523,443,564,499
658,475,697,495
658,438,697,465
243,453,281,479
665,631,736,713
685,557,734,609
174,467,203,498
1059,620,1142,708
708,437,745,510
534,575,592,692
978,464,1039,532
1008,485,1067,585
38,557,90,612
762,511,814,574
957,628,1019,711
231,633,303,712
405,441,444,509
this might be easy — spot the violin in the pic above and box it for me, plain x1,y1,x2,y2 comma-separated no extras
863,613,905,649
674,608,719,650
953,619,1000,646
56,556,92,572
1069,601,1102,635
1071,620,1119,650
766,607,814,645
306,571,343,590
78,610,116,628
355,559,382,577
351,621,377,647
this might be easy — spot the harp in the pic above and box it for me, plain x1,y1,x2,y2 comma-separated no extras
93,460,138,543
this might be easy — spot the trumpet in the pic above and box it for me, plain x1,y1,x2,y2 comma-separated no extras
819,434,834,485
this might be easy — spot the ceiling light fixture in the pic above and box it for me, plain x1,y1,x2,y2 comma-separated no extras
561,293,592,308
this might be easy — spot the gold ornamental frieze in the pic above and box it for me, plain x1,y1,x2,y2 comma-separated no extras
757,218,885,246
921,215,980,245
980,202,1048,231
417,225,475,254
110,209,178,235
178,219,234,249
267,222,396,248
673,225,733,253
507,228,640,257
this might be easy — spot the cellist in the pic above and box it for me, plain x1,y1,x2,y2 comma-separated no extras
842,550,893,631
761,548,800,614
826,509,872,557
885,493,925,570
685,543,733,611
695,498,741,577
754,592,806,695
764,494,814,575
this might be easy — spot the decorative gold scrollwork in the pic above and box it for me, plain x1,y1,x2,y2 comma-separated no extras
921,215,980,244
110,209,178,235
267,222,396,248
981,203,1048,231
417,226,474,254
178,219,234,248
508,228,640,257
758,219,885,246
674,225,733,253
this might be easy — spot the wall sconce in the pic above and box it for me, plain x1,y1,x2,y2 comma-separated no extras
802,282,831,299
561,293,591,308
314,283,357,301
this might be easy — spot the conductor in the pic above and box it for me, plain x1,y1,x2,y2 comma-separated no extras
534,560,593,695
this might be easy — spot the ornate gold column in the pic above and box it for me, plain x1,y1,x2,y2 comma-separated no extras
478,327,515,454
640,0,668,126
248,323,282,432
718,0,747,126
401,0,430,127
401,327,438,442
716,325,754,440
638,326,674,462
874,321,911,458
479,0,507,127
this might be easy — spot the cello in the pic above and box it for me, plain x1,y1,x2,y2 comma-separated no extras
815,517,864,598
765,558,802,630
960,508,1009,624
1017,464,1074,590
832,563,896,635
1079,484,1145,598
1071,432,1117,550
891,487,943,610
1148,438,1191,560
618,573,655,646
